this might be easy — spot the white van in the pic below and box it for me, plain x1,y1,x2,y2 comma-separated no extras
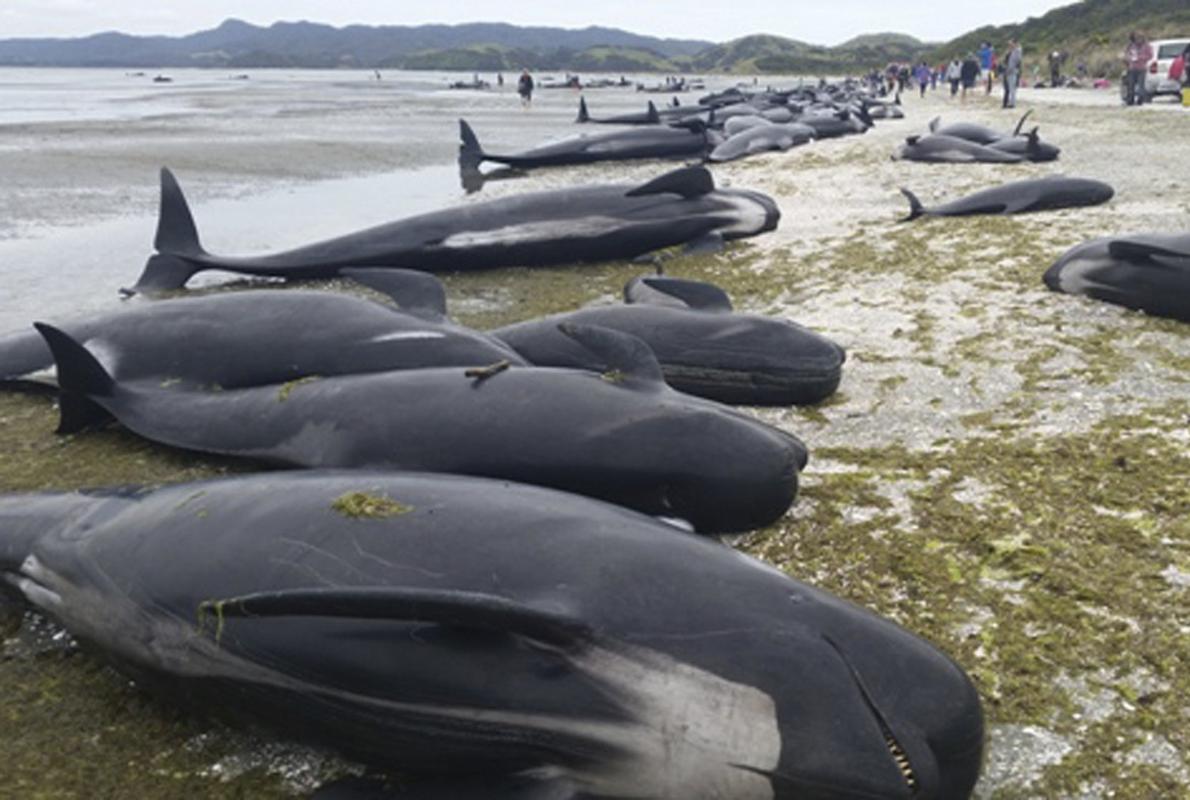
1146,38,1190,97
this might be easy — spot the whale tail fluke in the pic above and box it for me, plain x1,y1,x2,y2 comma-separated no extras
33,323,116,434
899,188,926,222
458,119,485,169
576,96,590,123
155,167,204,257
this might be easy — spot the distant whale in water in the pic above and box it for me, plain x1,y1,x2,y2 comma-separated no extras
128,166,779,294
899,176,1113,221
0,470,985,799
1043,233,1190,322
0,270,524,386
37,321,806,533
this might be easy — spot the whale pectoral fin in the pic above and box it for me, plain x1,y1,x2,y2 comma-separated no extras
625,166,715,199
636,276,733,312
341,268,448,319
312,773,580,800
681,231,724,255
198,587,592,650
557,323,665,387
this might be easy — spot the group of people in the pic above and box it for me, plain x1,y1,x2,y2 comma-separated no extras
905,38,1023,108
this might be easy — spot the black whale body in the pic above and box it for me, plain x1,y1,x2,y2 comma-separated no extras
37,322,805,533
1043,233,1190,322
895,134,1025,164
0,271,524,385
899,176,1114,221
0,471,985,799
458,118,710,169
129,166,779,295
493,282,846,406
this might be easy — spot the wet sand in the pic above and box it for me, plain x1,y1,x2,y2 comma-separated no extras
0,71,1188,798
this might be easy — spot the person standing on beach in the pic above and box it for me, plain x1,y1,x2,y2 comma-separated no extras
1123,32,1153,106
960,53,980,103
1003,39,1023,108
978,41,995,93
914,62,931,97
517,69,534,107
946,58,962,97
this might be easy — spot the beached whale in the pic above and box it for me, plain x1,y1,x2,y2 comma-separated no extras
492,279,845,406
707,122,815,163
458,118,710,170
128,166,779,294
0,270,523,386
894,134,1025,164
575,97,660,125
985,128,1061,162
1043,233,1190,322
927,111,1033,145
899,176,1114,221
797,108,872,139
36,321,806,533
622,273,734,310
0,470,985,799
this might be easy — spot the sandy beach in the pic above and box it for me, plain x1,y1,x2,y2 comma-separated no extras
0,69,1187,798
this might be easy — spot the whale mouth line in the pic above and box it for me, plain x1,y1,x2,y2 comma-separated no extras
822,634,919,794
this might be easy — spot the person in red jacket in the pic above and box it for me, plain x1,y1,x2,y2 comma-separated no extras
1123,32,1153,106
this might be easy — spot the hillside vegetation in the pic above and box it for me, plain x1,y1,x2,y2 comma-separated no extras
929,0,1190,77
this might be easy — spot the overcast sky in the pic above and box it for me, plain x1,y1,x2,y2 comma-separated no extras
2,0,1079,46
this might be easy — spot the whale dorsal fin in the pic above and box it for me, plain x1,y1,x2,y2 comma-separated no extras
905,135,921,146
636,276,733,311
341,268,447,319
198,587,591,649
645,100,659,123
558,323,665,386
626,166,714,199
33,322,117,433
928,116,940,132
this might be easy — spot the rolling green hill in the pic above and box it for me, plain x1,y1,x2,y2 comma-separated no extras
929,0,1190,77
690,33,927,74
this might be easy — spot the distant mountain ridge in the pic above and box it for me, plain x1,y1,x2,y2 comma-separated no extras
0,19,931,73
0,19,709,69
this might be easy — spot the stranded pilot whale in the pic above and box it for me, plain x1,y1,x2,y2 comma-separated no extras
36,321,806,533
899,176,1114,221
493,277,846,406
0,269,524,386
128,166,778,295
458,118,711,170
1043,233,1190,322
0,471,986,799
